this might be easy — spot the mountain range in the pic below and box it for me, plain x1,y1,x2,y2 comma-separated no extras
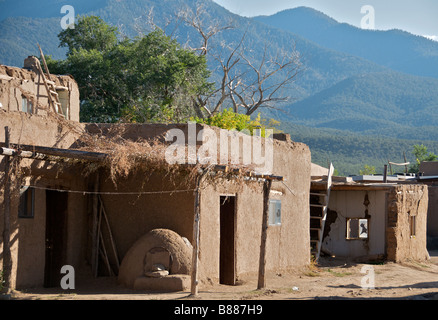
1,0,437,174
254,7,438,79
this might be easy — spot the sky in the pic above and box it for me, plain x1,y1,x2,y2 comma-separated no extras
212,0,438,40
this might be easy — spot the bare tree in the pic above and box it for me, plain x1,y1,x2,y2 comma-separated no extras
229,43,302,115
177,3,303,118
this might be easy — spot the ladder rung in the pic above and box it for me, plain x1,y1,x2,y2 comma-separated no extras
310,193,327,197
310,228,321,231
46,80,55,85
49,90,58,95
310,204,326,208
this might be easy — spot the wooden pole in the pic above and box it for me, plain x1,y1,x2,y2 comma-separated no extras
35,57,58,114
190,182,201,296
257,178,272,290
98,212,113,277
91,172,100,278
37,44,51,79
190,170,207,296
98,195,120,272
0,143,107,162
2,127,12,292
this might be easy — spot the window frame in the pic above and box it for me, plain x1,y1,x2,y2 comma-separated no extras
21,96,33,114
18,186,35,219
346,218,369,240
268,199,282,226
409,215,417,238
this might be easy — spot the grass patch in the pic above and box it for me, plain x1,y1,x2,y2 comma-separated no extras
326,268,353,277
303,270,320,277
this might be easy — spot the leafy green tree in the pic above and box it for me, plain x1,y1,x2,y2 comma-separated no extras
409,144,438,173
121,29,213,123
47,16,212,123
191,108,281,137
58,15,119,55
359,164,377,175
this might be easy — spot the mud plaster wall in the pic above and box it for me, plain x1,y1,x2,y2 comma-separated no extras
386,185,429,262
198,139,311,284
0,63,80,122
323,190,387,258
91,125,311,285
97,171,196,274
0,113,87,289
0,161,89,289
1,119,311,288
419,162,438,176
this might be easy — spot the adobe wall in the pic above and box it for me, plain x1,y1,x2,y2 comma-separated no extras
386,184,429,262
90,124,311,286
1,118,311,289
198,136,311,284
324,185,429,262
323,189,387,258
419,162,438,176
0,160,89,289
0,110,83,148
0,59,80,121
97,171,196,268
85,122,205,144
0,112,87,289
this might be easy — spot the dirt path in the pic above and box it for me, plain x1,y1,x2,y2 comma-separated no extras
9,253,438,301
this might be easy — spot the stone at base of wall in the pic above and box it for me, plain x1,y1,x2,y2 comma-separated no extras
133,275,190,292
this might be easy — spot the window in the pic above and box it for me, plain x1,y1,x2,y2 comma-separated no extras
21,97,33,114
57,89,70,119
269,199,281,226
19,186,35,218
346,218,368,240
410,215,416,238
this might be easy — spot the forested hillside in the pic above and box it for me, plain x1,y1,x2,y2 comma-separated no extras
284,124,438,176
280,71,438,140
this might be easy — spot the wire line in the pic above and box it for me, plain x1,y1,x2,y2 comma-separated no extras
23,185,195,196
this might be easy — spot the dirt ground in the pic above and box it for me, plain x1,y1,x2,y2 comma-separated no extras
8,251,438,301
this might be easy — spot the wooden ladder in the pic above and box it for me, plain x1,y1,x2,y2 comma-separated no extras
310,163,334,261
37,44,64,117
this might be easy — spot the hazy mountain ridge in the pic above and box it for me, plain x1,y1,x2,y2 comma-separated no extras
285,71,438,133
254,6,438,79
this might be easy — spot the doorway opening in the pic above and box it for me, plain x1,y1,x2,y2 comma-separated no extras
220,195,236,285
44,190,68,288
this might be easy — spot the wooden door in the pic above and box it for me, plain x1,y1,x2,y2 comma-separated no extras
44,190,68,288
220,196,236,285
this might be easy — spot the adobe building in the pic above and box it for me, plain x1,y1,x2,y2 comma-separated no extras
311,174,430,262
0,57,432,294
0,56,80,121
418,161,438,249
0,59,312,292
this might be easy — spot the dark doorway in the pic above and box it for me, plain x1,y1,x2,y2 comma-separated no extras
44,190,68,288
220,196,236,285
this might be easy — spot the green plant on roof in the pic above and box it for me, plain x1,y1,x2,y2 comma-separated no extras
191,109,281,137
